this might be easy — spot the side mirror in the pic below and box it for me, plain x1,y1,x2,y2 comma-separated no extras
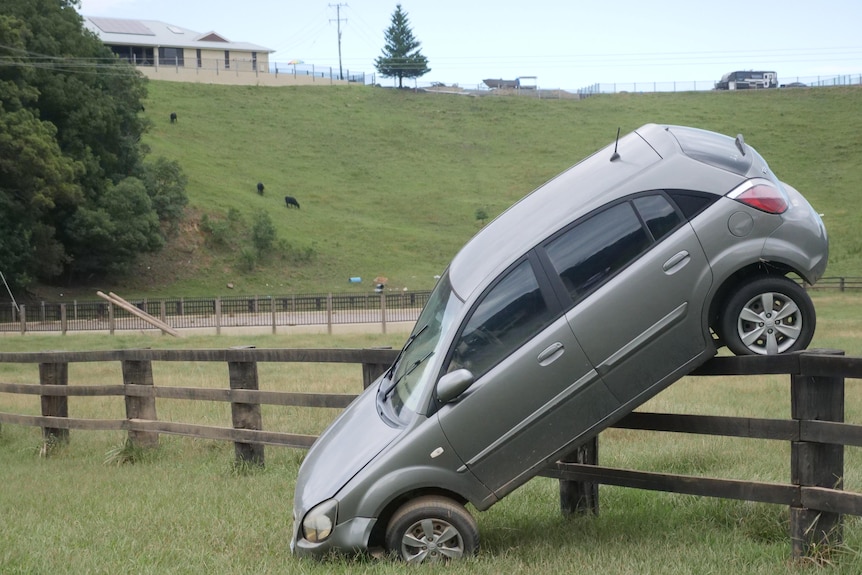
436,369,475,404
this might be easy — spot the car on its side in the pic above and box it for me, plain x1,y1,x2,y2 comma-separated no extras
292,124,828,563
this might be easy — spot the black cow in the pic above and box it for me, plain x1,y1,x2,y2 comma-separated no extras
170,112,178,123
285,196,300,209
257,182,265,195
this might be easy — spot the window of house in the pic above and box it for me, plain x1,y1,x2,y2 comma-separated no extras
224,50,230,69
158,47,184,66
196,49,202,68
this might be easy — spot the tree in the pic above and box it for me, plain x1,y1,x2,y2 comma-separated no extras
251,210,277,256
141,157,189,234
374,4,430,88
0,0,187,290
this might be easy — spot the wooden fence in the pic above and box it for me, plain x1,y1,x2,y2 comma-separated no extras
1,347,861,560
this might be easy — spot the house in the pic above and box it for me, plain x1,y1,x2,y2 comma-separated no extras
483,78,520,89
83,16,346,86
482,77,538,90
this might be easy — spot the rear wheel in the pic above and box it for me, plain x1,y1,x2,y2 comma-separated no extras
719,276,815,355
385,496,478,563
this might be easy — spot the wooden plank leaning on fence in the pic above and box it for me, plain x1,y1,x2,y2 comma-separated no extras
96,291,181,337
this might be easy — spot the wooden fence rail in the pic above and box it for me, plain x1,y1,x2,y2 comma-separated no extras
0,348,397,457
0,347,860,560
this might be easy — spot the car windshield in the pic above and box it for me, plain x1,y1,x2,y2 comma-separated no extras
384,272,462,419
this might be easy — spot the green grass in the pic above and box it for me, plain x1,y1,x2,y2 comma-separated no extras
37,83,862,300
3,292,862,572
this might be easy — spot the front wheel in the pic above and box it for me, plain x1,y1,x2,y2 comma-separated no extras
385,496,479,563
718,276,816,356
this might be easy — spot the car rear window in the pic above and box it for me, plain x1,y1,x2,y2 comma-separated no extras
667,126,752,175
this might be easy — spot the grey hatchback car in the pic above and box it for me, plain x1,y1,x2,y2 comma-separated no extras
292,124,828,562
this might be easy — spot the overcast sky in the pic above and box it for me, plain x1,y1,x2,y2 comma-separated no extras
78,0,862,90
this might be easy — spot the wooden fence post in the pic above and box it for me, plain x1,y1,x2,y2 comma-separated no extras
362,359,391,389
790,349,845,559
39,362,69,445
559,437,599,516
228,361,264,467
122,360,159,448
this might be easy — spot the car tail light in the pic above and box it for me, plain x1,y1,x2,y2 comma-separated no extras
727,179,788,214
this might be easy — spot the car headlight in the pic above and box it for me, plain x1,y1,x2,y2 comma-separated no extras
301,499,338,543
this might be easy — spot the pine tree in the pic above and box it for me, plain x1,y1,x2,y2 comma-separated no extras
374,4,430,88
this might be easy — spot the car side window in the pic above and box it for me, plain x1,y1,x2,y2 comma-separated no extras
544,202,650,302
449,260,554,378
666,190,718,220
633,194,682,241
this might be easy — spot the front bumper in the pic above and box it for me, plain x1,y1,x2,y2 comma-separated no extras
291,515,377,557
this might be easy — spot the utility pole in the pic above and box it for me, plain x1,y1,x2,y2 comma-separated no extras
329,3,347,80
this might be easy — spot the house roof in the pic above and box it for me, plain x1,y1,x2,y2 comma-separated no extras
83,16,273,53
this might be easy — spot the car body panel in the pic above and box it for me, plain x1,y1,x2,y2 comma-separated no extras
437,314,618,496
564,222,713,402
293,385,402,510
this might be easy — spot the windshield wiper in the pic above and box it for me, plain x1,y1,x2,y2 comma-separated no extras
382,349,435,399
384,323,429,381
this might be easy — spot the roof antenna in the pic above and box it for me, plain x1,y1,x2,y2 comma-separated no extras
610,127,621,162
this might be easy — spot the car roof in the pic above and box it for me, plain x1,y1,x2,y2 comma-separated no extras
448,124,753,301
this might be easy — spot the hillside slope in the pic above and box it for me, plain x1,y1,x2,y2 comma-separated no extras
68,83,862,297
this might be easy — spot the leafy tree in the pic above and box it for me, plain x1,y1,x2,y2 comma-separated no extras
65,178,163,277
374,4,430,88
0,0,187,290
251,210,277,256
141,157,189,233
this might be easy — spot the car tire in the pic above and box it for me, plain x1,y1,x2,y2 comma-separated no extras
719,276,816,356
385,495,478,563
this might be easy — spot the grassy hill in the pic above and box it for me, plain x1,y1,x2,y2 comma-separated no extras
66,82,862,298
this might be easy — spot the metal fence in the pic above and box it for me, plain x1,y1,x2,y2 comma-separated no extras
575,73,862,95
0,291,431,335
2,276,858,335
270,61,367,83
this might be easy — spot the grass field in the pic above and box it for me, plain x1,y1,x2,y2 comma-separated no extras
32,83,862,300
2,292,862,573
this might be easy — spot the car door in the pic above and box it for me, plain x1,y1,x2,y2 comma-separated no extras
436,255,620,497
541,194,713,406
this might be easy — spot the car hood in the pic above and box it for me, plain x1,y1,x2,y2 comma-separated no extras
294,382,402,512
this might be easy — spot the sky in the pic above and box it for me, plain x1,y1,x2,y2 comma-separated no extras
77,0,862,90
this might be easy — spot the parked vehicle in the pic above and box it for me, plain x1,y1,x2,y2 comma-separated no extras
715,70,778,90
291,124,828,562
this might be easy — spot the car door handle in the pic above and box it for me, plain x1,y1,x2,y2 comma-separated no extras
537,342,565,366
662,250,690,274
